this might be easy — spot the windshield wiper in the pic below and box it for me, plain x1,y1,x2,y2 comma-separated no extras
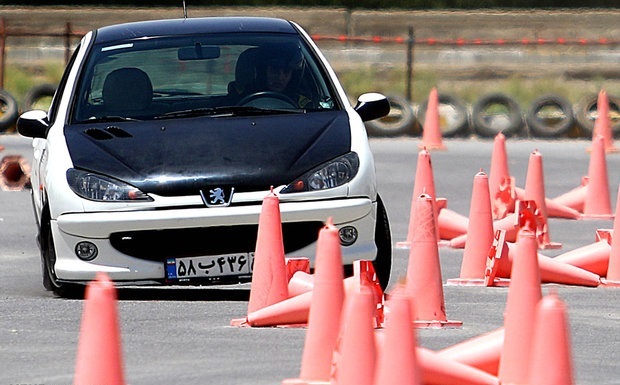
154,106,304,119
83,116,141,123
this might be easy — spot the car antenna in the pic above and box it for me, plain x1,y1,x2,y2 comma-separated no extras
182,1,188,19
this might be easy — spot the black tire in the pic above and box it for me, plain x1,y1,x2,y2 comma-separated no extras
23,83,56,112
526,94,575,138
0,89,19,132
364,94,418,137
373,195,392,291
574,93,620,138
41,214,83,298
417,93,469,137
472,93,523,137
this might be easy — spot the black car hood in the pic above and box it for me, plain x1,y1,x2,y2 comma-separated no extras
65,111,351,196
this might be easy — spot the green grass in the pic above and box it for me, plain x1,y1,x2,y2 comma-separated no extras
337,67,620,108
2,61,64,107
3,60,620,113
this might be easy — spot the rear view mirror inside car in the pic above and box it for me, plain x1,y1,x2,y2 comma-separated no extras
178,44,220,60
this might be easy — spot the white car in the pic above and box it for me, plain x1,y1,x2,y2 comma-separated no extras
17,16,392,297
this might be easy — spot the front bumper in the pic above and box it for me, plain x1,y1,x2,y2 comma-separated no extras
51,197,378,283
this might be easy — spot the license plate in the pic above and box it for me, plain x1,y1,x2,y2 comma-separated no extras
166,253,254,281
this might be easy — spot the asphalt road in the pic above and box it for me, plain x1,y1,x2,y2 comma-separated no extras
1,133,619,385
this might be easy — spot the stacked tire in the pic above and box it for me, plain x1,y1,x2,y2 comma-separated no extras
22,83,56,112
574,93,620,138
0,89,19,132
471,93,523,138
364,94,418,137
359,91,620,140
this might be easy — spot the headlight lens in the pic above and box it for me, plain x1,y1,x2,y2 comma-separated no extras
66,168,152,202
281,152,359,193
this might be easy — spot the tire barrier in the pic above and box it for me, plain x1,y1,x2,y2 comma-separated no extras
0,89,19,133
526,94,575,138
357,92,617,139
364,94,418,137
574,93,620,138
471,93,523,138
417,93,469,137
22,83,56,112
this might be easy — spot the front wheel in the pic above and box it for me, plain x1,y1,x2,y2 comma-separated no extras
373,195,392,290
41,221,83,298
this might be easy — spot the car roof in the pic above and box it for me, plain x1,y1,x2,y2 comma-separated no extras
94,17,298,44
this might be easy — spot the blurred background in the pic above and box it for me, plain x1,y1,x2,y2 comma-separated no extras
0,1,619,138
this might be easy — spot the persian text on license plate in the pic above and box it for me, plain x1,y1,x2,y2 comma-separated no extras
166,253,254,280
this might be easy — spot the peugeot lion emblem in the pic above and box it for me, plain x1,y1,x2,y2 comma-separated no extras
200,187,234,207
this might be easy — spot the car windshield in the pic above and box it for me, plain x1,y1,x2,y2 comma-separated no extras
71,33,339,123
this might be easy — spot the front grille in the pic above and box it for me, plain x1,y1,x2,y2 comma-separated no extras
110,222,324,261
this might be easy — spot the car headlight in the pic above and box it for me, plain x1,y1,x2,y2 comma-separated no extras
281,152,359,193
66,168,152,202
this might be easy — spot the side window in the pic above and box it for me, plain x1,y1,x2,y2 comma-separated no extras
48,44,81,124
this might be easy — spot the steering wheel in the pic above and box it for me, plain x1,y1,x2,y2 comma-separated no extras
237,91,298,109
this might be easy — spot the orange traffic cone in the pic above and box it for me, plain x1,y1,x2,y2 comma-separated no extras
589,89,618,153
498,229,542,385
483,230,512,287
553,229,611,276
438,207,469,242
236,218,345,328
485,230,601,287
515,186,581,219
417,347,500,385
74,272,125,385
282,219,345,384
603,185,620,286
528,292,575,385
288,270,315,298
552,182,587,213
297,219,345,380
554,135,616,217
523,150,561,249
397,148,441,249
449,208,519,249
447,171,495,285
583,135,614,219
330,285,377,385
418,87,446,151
246,188,289,314
374,285,422,385
286,258,314,297
492,211,520,243
488,132,516,220
436,328,504,376
405,194,462,328
0,155,31,191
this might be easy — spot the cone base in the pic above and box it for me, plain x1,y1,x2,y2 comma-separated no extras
281,379,330,385
230,317,307,328
395,239,450,249
487,278,511,287
446,278,510,287
600,279,620,287
414,319,463,329
540,241,563,250
580,213,615,220
446,278,486,287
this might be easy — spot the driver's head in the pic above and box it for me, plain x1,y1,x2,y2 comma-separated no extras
266,64,293,92
259,42,304,92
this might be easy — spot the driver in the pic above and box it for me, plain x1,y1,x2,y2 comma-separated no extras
251,43,313,108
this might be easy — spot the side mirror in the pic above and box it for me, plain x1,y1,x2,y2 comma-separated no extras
354,93,390,122
17,110,49,139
